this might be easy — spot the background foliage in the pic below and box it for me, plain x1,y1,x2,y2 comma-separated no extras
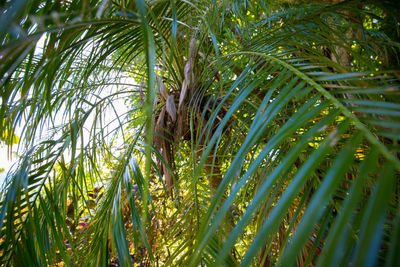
0,0,399,266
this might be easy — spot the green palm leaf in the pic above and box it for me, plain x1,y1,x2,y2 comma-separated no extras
0,0,399,266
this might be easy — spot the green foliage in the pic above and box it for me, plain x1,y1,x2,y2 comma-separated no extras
0,0,399,266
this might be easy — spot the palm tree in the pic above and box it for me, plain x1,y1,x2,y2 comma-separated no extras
0,0,399,266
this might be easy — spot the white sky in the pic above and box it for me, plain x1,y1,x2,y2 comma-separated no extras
0,33,137,188
0,87,130,187
0,145,16,186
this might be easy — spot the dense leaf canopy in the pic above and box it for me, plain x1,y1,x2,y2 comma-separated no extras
0,0,399,266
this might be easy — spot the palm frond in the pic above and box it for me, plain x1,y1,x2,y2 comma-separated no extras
0,0,399,266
